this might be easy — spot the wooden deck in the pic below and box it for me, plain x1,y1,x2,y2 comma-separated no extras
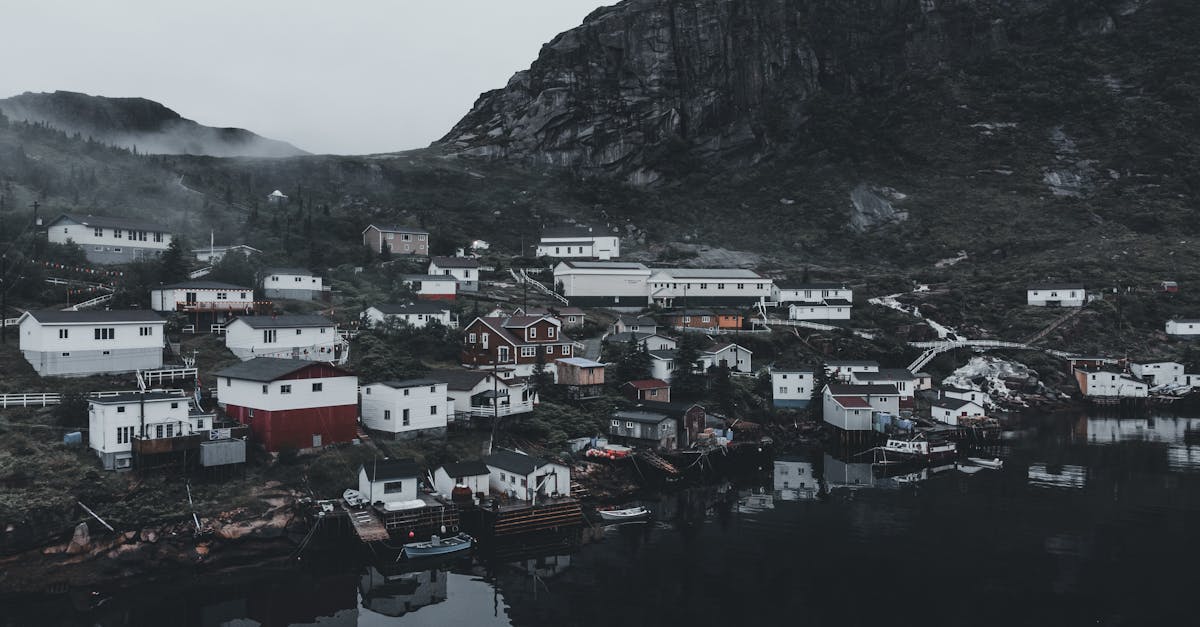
489,498,583,537
343,503,390,542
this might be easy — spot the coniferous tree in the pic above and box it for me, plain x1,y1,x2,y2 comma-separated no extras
672,334,707,399
809,365,831,422
159,236,189,284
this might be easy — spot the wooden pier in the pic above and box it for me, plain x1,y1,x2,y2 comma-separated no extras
377,495,460,537
474,497,584,538
343,503,390,543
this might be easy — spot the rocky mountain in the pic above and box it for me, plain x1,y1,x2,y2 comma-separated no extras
0,91,307,158
440,0,1152,184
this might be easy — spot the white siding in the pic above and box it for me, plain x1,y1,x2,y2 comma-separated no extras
50,221,171,251
88,398,194,455
19,317,164,353
364,307,453,329
432,468,489,498
224,320,339,361
217,374,358,411
150,286,253,311
1027,288,1084,307
361,382,449,434
771,370,814,403
358,468,418,504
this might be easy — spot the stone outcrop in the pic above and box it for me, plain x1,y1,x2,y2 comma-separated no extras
440,0,1148,183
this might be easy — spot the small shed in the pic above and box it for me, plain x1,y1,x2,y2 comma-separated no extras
358,459,420,505
556,357,605,400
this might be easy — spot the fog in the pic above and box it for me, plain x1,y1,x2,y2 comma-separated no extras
0,0,609,155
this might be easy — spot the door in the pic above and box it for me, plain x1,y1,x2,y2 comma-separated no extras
312,434,322,448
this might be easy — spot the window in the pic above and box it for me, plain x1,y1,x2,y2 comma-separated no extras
272,276,279,282
430,405,438,415
216,292,228,300
546,345,554,354
263,329,277,343
139,326,153,336
294,276,303,283
530,328,537,339
117,406,126,413
779,387,788,394
128,230,135,241
383,481,406,494
500,472,506,482
58,329,68,339
320,328,327,334
403,234,411,241
626,421,635,429
718,283,725,290
649,389,658,397
225,378,231,387
402,409,410,426
521,347,536,357
113,247,122,253
295,329,302,335
240,292,247,299
61,352,70,357
521,478,527,487
94,328,115,340
280,385,292,394
737,283,744,289
702,316,711,323
312,382,323,392
468,333,477,343
170,402,179,409
262,385,269,394
156,425,164,438
386,232,394,240
384,410,391,420
154,232,163,243
430,385,437,393
498,346,510,362
93,227,103,237
547,327,555,338
114,229,122,238
700,283,708,289
481,333,489,349
562,345,569,355
611,419,619,426
403,389,410,396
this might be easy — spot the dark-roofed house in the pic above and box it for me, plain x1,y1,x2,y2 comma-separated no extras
1027,283,1085,307
931,397,986,426
224,315,347,364
536,225,620,260
46,213,173,264
358,459,421,505
215,358,358,452
262,268,327,301
87,389,245,472
364,303,455,329
460,315,574,380
825,360,880,382
607,331,677,351
360,379,452,440
634,400,707,447
774,281,853,305
17,310,165,377
401,274,458,301
555,357,606,399
150,280,257,314
515,306,586,328
362,224,430,256
609,409,678,450
428,257,481,291
429,369,537,418
612,315,658,335
432,460,491,498
483,449,570,502
822,383,900,431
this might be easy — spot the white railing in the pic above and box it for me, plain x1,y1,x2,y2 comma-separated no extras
188,266,213,279
2,317,20,327
466,402,535,418
516,269,569,306
65,293,114,311
0,393,62,408
137,368,198,390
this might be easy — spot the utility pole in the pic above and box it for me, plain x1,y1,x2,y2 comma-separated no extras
1,253,7,344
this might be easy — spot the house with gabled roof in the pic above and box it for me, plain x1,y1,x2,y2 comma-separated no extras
612,315,658,335
608,331,677,352
822,383,900,431
362,224,429,256
215,358,358,452
1027,283,1085,307
429,369,536,419
647,342,752,381
774,281,853,305
552,261,652,310
622,379,671,403
46,213,173,264
931,397,986,426
401,274,458,301
483,449,570,502
223,315,347,364
364,303,456,329
262,267,328,301
460,315,574,380
361,379,452,439
432,460,491,499
358,459,421,505
18,310,165,377
515,306,586,328
850,368,921,406
770,367,815,408
428,257,481,292
609,409,678,450
536,225,620,260
1073,367,1149,398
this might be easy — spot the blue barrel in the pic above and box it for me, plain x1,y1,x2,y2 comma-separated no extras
62,431,83,445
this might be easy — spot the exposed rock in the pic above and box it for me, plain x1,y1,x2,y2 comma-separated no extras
139,528,159,543
64,522,90,555
849,184,908,232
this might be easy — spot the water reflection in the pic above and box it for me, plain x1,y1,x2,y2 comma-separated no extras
773,456,818,501
1027,463,1088,489
359,566,448,618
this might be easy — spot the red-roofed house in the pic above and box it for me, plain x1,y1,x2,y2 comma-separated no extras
822,383,900,431
460,315,575,380
622,379,671,403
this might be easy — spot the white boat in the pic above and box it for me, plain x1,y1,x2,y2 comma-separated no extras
598,506,651,522
968,457,1004,469
883,433,958,463
958,464,984,475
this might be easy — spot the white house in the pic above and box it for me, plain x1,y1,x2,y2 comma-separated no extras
788,302,852,321
825,361,880,382
18,310,165,377
608,331,677,351
1027,283,1085,307
483,449,571,502
432,369,537,418
358,459,421,506
364,303,455,329
708,343,753,373
428,257,480,292
192,244,262,263
87,389,210,470
1166,319,1200,336
771,367,814,409
360,379,451,439
552,261,652,310
536,225,620,260
46,213,172,265
931,398,987,426
647,268,774,308
150,280,256,313
401,274,458,301
940,386,993,408
774,281,853,305
223,315,347,364
647,343,753,382
1130,362,1186,387
262,268,326,301
850,369,920,400
613,316,659,335
1074,368,1149,398
432,460,492,499
822,384,900,431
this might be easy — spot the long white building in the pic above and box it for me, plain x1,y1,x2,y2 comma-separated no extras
46,213,172,265
552,261,652,310
18,310,164,377
223,315,347,364
647,268,773,308
536,225,620,260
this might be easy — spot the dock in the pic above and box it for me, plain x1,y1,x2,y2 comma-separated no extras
466,497,584,538
343,503,390,543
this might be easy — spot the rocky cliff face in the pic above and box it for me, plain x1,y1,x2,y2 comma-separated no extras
0,91,308,158
440,0,1149,183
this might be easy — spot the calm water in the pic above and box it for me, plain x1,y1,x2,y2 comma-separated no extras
6,411,1200,627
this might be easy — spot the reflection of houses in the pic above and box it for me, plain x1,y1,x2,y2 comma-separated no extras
774,456,818,501
359,566,448,618
431,369,536,419
87,389,246,471
483,449,571,501
555,357,605,400
1027,463,1087,489
609,409,678,450
224,315,347,364
823,453,896,491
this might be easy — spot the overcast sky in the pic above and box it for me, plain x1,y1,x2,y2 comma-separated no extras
0,0,609,155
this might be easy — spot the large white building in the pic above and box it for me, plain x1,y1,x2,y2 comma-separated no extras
364,303,455,329
536,225,620,260
18,310,165,377
223,315,347,364
1130,362,1187,387
1027,283,1085,307
771,367,815,409
360,379,452,439
774,281,853,305
150,280,256,313
46,214,172,265
1074,368,1149,398
552,261,652,310
1166,319,1200,336
87,390,210,470
262,268,326,301
647,268,774,308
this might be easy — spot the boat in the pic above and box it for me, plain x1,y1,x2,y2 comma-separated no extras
958,464,984,475
597,506,651,522
399,533,473,559
968,457,1004,469
882,433,958,463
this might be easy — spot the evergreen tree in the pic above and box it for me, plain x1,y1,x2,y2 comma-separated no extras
710,364,736,415
672,334,707,399
531,350,555,398
809,365,831,422
380,242,392,262
616,335,652,383
159,236,189,284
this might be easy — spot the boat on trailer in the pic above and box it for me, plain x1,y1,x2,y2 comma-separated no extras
597,506,651,522
399,533,473,560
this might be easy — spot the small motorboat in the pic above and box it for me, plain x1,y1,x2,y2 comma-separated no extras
968,457,1004,470
958,464,984,475
400,533,473,559
598,506,651,522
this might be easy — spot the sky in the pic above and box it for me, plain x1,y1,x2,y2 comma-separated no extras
0,0,610,155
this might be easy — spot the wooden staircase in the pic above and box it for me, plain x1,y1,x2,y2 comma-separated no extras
636,451,681,476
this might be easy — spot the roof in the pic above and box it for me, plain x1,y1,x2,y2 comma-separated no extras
22,310,164,324
264,267,315,276
541,239,596,246
823,299,853,306
501,315,552,328
361,458,420,481
1169,319,1200,324
374,378,444,389
484,449,552,475
215,357,347,382
230,315,333,329
614,410,673,425
608,331,670,344
430,256,481,269
372,302,448,315
651,268,764,280
833,396,872,409
825,360,880,368
541,225,598,238
776,281,849,290
468,316,565,348
158,280,251,290
1027,283,1084,290
618,316,656,325
88,390,188,405
649,350,677,361
191,244,261,254
624,379,670,390
635,400,704,417
933,397,980,411
557,357,604,368
50,213,166,232
941,385,976,394
854,369,918,382
557,261,649,271
427,369,494,391
439,460,491,478
826,383,900,396
402,274,457,282
770,367,814,374
365,224,429,235
663,309,717,317
708,342,751,354
520,306,586,317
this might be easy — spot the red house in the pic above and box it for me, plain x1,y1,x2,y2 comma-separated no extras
215,358,359,452
460,315,575,379
622,379,671,403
